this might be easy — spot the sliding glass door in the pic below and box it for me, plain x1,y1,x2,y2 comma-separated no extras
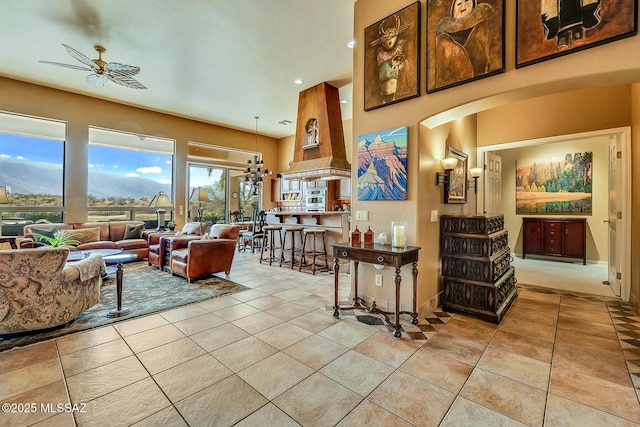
188,164,259,225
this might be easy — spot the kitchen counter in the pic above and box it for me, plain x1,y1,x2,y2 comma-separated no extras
265,212,350,263
269,211,349,216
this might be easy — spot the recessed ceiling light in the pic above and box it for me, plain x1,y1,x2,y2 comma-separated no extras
278,119,293,125
347,40,355,49
294,79,303,85
340,99,348,104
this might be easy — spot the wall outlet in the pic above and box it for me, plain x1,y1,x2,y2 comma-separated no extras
375,274,383,287
355,210,369,221
430,210,438,222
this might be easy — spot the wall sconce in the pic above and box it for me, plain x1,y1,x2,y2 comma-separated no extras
149,191,173,231
436,157,458,186
467,167,483,193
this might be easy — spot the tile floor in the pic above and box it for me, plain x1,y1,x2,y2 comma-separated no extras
1,251,640,426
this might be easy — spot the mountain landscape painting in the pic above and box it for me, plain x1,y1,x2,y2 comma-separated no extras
357,126,408,200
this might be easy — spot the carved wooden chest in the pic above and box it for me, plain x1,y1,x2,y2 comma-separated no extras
440,214,517,323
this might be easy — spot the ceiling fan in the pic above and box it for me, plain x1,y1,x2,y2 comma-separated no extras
39,44,147,89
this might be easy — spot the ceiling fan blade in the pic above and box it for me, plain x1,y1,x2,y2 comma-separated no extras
106,73,147,89
62,44,98,70
38,61,93,71
86,74,107,86
104,62,140,76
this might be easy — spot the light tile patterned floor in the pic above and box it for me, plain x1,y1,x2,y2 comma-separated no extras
1,251,640,426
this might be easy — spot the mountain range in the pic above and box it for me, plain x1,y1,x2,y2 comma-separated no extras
357,134,407,200
0,158,170,199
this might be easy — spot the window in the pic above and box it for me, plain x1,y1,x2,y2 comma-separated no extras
0,112,65,231
88,127,174,223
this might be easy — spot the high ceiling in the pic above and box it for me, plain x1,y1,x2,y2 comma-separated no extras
0,0,355,138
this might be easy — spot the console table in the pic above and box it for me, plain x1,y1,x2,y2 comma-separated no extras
332,242,420,338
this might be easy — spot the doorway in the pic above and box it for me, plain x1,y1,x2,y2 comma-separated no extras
476,127,631,301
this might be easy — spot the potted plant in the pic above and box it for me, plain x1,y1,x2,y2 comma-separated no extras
166,221,176,231
33,231,80,247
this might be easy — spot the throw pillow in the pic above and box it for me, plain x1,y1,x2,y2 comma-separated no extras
124,223,145,239
62,227,101,245
31,226,58,243
181,223,201,235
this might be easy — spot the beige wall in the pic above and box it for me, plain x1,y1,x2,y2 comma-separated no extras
631,84,640,311
354,0,640,312
0,77,279,225
477,85,631,146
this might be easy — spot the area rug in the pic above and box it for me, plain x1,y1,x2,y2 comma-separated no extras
0,262,248,352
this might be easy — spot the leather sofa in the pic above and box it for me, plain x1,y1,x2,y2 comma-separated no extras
0,247,105,335
170,224,240,282
20,221,149,260
147,222,207,270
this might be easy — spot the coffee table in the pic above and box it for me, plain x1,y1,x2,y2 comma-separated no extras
104,253,137,318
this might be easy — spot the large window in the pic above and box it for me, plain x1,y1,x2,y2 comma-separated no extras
0,112,65,232
88,127,174,223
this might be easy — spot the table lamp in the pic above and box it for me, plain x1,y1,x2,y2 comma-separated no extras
148,191,173,231
189,187,210,232
0,186,8,236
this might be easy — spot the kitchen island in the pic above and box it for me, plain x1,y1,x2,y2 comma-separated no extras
265,211,350,261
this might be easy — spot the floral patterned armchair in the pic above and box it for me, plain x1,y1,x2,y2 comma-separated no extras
0,247,105,335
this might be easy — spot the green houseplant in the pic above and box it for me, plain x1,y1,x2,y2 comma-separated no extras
33,231,80,247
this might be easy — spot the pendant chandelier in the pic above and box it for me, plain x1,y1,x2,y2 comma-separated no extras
244,116,269,195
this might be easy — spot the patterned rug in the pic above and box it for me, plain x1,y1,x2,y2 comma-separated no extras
0,262,248,352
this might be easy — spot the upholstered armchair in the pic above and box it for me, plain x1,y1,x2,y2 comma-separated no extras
0,247,105,335
169,224,240,282
148,222,207,270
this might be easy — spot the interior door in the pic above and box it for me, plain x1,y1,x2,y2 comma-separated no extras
607,137,622,296
483,152,502,213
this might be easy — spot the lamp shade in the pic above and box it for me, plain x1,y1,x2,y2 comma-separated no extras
469,167,483,178
0,186,8,204
189,187,210,203
441,157,458,171
148,191,173,208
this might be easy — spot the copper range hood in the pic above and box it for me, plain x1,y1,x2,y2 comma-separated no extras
279,82,351,181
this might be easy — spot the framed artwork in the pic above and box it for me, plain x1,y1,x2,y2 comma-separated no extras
516,152,593,214
427,0,505,93
357,126,408,200
364,2,420,111
516,0,638,68
445,147,468,204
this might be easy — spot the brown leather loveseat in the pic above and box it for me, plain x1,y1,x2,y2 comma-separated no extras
20,220,149,260
169,224,240,282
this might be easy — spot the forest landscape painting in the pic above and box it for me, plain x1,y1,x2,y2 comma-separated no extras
357,126,408,200
516,152,592,214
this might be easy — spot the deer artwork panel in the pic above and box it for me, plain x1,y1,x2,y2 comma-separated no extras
364,2,420,111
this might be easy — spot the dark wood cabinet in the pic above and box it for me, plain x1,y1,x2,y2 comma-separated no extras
440,214,517,323
522,217,586,265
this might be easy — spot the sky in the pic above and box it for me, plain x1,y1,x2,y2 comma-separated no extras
0,134,173,184
358,126,408,146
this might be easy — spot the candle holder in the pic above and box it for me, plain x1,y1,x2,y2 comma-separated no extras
391,221,407,248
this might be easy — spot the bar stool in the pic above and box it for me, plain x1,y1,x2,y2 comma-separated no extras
280,225,304,269
299,228,329,275
260,225,283,265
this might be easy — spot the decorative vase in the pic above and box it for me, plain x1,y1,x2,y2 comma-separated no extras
377,231,387,245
